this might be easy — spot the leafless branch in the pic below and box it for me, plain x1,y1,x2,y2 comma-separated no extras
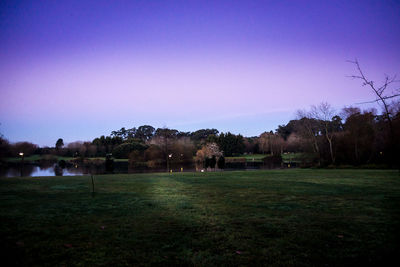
355,93,400,104
348,59,399,135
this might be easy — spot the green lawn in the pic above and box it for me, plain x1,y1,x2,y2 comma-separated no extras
226,153,314,163
281,152,316,163
6,155,75,162
5,154,44,162
226,154,267,162
1,169,399,266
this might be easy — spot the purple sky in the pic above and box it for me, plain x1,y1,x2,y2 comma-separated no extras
1,0,400,146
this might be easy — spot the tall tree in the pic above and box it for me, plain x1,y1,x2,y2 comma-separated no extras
311,102,338,164
111,128,125,139
0,136,10,160
135,125,155,141
276,120,298,140
217,132,245,156
349,59,400,166
153,127,179,162
258,131,285,155
190,129,219,142
296,110,321,164
342,108,376,164
55,138,64,151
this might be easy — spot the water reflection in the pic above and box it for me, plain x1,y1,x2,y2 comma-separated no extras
0,160,284,178
0,163,84,177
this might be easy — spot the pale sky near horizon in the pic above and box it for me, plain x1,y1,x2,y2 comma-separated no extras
1,0,400,146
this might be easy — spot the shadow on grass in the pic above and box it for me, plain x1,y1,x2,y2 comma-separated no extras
0,170,399,266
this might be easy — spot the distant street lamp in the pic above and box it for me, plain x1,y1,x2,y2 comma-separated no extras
19,152,24,177
167,154,172,173
180,153,183,172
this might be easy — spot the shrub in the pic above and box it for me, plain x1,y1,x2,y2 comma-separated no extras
112,142,148,159
210,155,216,169
129,150,144,168
144,145,164,162
217,156,225,169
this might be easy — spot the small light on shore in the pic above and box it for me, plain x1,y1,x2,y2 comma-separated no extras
19,152,24,156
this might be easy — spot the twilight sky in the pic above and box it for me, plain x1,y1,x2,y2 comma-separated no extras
1,0,400,146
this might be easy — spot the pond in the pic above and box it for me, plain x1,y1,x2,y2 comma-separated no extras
0,160,287,177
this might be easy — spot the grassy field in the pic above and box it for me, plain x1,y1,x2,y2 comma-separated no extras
0,170,399,266
281,153,316,163
225,153,315,163
5,155,77,163
226,154,267,162
5,154,47,162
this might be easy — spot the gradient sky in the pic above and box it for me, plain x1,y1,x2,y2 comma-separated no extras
1,0,400,146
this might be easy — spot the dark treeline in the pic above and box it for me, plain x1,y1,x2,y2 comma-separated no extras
1,102,399,168
278,103,400,167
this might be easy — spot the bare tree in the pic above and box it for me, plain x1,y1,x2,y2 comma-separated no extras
258,132,285,156
296,109,321,165
348,59,400,168
348,59,400,135
311,102,336,164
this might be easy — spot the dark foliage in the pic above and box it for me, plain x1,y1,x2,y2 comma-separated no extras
190,129,219,142
218,132,245,156
105,153,114,172
263,154,283,169
217,155,225,169
135,125,155,141
209,155,216,169
113,142,148,159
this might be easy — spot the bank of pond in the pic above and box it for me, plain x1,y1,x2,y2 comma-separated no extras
1,156,291,177
2,153,391,178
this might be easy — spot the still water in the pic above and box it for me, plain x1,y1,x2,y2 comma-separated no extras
1,164,88,177
0,161,281,178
